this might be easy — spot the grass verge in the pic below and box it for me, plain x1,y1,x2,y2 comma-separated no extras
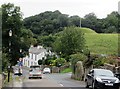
3,72,13,87
61,68,72,73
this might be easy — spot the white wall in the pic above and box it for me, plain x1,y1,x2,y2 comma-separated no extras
23,51,48,67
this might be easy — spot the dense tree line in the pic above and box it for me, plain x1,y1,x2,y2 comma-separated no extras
24,10,118,34
23,10,82,35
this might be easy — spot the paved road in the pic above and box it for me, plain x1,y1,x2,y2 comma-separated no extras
10,67,87,89
45,73,85,87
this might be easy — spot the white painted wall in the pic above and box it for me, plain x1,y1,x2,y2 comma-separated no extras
23,52,48,67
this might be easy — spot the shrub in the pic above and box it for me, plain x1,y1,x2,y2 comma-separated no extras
70,53,87,74
93,56,117,67
55,58,66,67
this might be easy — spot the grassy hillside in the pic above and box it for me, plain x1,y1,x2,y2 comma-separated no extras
79,27,118,55
78,27,97,34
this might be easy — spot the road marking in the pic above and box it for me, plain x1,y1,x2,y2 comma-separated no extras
59,84,64,87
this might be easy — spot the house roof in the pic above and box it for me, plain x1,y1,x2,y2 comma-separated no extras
29,47,47,54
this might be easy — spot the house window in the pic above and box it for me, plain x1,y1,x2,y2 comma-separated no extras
28,61,29,66
31,54,33,59
35,55,37,61
28,54,30,58
31,62,33,65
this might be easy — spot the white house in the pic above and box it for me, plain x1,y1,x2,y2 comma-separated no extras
23,46,48,67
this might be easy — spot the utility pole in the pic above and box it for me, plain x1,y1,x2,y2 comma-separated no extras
80,18,81,28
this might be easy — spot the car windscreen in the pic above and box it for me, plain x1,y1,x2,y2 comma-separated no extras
44,68,50,70
94,70,114,77
30,68,40,72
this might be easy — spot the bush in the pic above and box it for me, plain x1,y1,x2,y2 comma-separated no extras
70,53,87,74
93,57,108,67
55,58,66,67
93,56,117,67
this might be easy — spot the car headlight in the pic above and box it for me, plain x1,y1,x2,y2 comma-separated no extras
115,78,120,83
96,77,102,82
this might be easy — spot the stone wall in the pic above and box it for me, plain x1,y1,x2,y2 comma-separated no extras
71,61,84,81
51,65,69,73
60,65,69,72
104,63,116,73
52,66,59,73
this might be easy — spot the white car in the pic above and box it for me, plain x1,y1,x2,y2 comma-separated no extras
43,68,51,74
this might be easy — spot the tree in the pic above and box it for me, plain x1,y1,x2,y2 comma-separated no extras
2,3,24,65
23,10,69,35
55,58,66,67
38,60,43,65
53,26,85,56
103,11,118,33
82,13,100,32
2,3,36,66
20,29,37,56
38,34,56,47
69,15,80,27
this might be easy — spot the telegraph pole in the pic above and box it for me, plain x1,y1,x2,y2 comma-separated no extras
80,18,81,28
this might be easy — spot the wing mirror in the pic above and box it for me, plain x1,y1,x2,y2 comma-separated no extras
87,74,93,77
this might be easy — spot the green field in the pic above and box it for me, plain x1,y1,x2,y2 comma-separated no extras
79,27,118,55
77,27,97,34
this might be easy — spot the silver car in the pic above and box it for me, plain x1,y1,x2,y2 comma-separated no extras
29,66,42,79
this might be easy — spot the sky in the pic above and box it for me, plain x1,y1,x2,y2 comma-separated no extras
0,0,120,19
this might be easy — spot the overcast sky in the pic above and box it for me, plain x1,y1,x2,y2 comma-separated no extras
0,0,120,19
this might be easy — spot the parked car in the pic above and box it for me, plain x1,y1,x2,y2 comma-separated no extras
29,65,42,79
85,69,120,89
43,67,51,74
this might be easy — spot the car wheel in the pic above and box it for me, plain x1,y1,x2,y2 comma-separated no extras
85,81,89,88
40,77,42,79
29,77,31,79
92,81,97,89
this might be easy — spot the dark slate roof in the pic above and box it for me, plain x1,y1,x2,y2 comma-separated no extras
29,47,47,54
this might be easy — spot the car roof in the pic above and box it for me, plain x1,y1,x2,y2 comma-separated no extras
44,67,50,69
92,68,112,72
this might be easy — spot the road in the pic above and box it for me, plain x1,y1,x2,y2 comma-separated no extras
12,67,87,89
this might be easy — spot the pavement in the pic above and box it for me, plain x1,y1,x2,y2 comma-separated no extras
0,74,2,89
2,74,23,88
